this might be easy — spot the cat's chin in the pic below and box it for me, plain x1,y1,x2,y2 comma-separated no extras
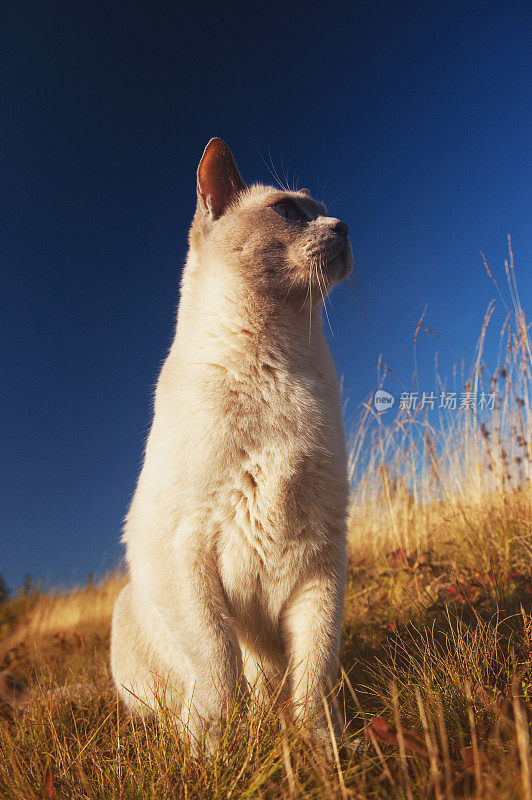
326,246,353,283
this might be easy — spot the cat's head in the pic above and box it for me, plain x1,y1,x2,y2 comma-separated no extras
189,138,353,310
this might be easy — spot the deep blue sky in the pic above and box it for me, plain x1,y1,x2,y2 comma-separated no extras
1,1,531,591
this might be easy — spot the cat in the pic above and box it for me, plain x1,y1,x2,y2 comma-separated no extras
110,138,353,753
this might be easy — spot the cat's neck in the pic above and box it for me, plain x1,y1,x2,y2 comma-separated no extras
175,254,327,367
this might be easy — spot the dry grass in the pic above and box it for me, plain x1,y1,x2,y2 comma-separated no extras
1,242,530,799
0,574,125,661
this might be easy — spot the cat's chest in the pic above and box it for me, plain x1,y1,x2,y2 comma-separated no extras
215,448,328,612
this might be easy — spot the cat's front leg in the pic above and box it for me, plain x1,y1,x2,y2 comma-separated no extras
282,568,345,746
141,528,244,754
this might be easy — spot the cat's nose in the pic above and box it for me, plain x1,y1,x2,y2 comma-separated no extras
331,219,349,238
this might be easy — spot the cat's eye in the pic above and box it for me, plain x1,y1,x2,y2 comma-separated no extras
272,200,306,223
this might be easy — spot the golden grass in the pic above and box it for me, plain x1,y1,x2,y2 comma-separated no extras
0,574,125,662
348,239,531,563
0,241,530,799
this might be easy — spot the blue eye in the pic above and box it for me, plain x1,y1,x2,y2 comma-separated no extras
272,200,306,223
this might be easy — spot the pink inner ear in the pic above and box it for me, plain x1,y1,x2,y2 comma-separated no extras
299,188,310,196
197,138,245,219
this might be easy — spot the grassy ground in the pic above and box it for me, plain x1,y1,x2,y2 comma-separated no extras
1,490,531,800
1,245,530,799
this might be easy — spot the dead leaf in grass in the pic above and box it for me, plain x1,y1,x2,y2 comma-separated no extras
42,767,55,800
366,716,436,761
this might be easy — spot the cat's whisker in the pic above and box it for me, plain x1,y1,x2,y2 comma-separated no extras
266,147,289,191
258,148,283,191
308,260,316,344
329,195,345,212
315,257,334,337
347,273,367,320
281,157,291,193
280,279,295,306
293,167,303,192
316,176,343,210
302,268,313,313
322,259,334,317
281,270,304,307
318,175,333,205
289,164,302,193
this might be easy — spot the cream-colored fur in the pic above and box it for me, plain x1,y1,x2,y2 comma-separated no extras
110,139,353,752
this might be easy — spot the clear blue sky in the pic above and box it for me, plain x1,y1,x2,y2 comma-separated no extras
2,1,531,591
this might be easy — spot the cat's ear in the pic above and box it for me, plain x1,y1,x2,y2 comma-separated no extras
197,138,246,220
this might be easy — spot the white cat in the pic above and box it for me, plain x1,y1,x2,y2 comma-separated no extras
110,138,353,752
